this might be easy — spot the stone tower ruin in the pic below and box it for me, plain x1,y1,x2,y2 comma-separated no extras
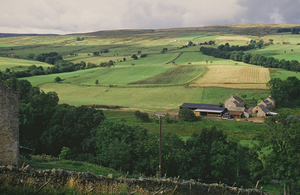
0,80,19,165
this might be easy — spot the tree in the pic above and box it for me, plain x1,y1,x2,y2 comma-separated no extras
252,116,300,194
59,146,71,159
28,53,35,59
179,127,253,186
19,90,59,151
93,52,100,56
55,76,62,83
178,108,197,122
40,105,105,156
131,54,138,60
134,110,149,122
161,48,168,53
242,53,251,63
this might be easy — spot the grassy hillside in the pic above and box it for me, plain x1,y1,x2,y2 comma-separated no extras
0,57,51,71
1,23,300,112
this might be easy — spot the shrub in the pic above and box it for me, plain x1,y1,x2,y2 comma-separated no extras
178,108,197,122
134,110,149,122
55,76,61,83
59,146,71,160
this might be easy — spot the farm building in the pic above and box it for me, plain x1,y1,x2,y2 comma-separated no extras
11,54,20,58
253,105,278,117
179,103,227,117
257,96,276,110
227,111,243,118
224,95,244,109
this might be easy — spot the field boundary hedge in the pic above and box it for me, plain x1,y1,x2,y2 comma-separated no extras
165,52,183,64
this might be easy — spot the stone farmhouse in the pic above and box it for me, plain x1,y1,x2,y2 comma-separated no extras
252,96,277,117
180,95,276,119
224,95,244,109
0,81,19,165
257,96,276,110
224,95,251,118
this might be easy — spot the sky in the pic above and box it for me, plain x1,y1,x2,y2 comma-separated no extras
0,0,299,34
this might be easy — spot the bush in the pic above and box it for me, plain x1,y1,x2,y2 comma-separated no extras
55,76,61,83
178,108,197,122
134,110,149,122
59,147,71,160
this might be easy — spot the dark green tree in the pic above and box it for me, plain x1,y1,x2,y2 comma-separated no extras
179,127,253,186
178,108,197,122
93,52,100,56
28,53,35,59
55,76,62,83
252,116,300,194
131,54,138,60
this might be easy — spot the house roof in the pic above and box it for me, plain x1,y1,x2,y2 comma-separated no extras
194,108,225,113
230,101,239,106
180,103,226,112
228,111,243,116
233,96,244,103
228,107,245,112
258,105,270,114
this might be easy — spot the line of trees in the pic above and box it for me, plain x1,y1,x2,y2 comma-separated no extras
0,51,115,81
277,28,300,34
200,43,300,72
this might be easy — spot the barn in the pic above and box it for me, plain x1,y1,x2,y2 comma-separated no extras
179,103,227,117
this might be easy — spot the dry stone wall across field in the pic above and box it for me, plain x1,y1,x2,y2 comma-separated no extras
0,165,268,195
0,81,19,166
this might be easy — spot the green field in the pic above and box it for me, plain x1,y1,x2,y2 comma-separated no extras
0,57,51,71
39,82,269,112
250,44,300,61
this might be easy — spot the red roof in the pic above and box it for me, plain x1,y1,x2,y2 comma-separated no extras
228,111,243,116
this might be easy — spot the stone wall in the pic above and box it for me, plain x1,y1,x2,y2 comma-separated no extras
0,165,268,195
0,81,19,165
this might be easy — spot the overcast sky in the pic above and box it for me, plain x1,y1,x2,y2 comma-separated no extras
0,0,299,34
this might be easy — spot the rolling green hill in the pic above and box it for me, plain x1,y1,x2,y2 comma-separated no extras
1,23,300,112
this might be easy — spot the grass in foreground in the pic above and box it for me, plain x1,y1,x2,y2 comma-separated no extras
21,155,122,177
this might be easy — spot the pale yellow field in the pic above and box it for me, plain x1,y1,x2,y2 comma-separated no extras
194,65,270,89
215,36,252,42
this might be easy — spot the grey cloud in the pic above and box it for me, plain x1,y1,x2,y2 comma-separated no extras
0,0,299,34
237,0,300,24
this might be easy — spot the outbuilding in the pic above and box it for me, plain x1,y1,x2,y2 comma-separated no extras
179,103,227,117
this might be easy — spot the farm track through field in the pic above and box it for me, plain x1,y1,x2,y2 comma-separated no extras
128,65,198,85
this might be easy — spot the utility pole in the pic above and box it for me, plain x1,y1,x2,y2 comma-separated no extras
155,114,165,178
